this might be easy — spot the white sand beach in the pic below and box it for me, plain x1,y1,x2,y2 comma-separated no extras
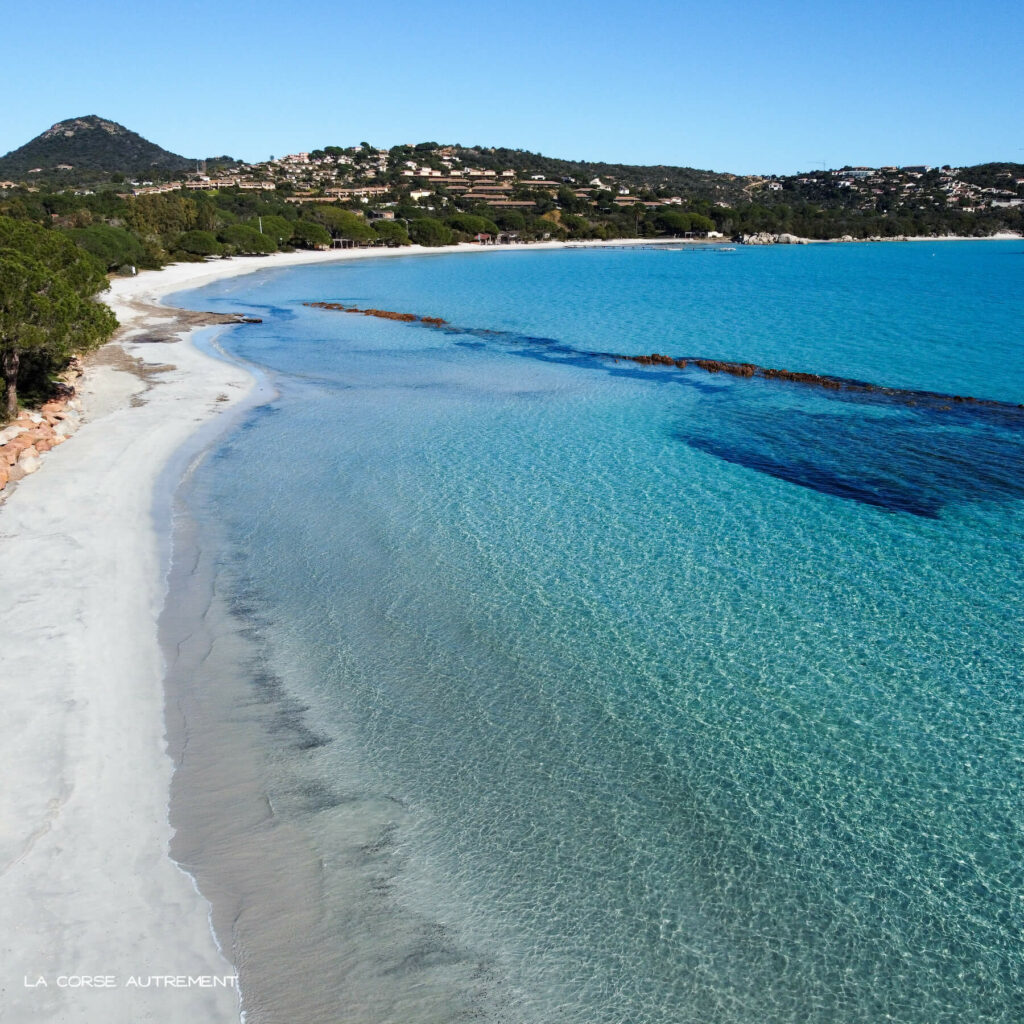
0,259,266,1024
0,238,627,1023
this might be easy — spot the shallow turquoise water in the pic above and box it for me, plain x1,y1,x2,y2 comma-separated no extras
174,243,1024,1023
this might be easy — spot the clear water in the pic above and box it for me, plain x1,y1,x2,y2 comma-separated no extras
172,243,1024,1023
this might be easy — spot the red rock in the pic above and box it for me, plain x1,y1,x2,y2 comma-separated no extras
5,438,34,463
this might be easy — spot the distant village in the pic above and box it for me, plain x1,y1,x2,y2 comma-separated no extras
109,147,1024,218
758,165,1024,212
120,145,700,214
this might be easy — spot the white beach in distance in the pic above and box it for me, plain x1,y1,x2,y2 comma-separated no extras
0,237,659,1024
0,232,1019,1023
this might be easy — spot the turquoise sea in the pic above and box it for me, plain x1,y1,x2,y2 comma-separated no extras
169,242,1024,1023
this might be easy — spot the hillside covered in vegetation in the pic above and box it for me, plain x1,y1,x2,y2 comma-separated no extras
0,116,199,183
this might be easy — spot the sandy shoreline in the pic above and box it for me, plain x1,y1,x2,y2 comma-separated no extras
0,271,262,1023
0,237,656,1024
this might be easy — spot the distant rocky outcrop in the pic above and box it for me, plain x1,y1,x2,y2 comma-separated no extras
739,232,810,245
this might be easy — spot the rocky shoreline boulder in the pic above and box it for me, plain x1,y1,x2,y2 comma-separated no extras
0,360,84,497
739,232,810,245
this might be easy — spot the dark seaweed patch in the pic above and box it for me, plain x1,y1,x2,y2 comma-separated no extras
681,411,1024,516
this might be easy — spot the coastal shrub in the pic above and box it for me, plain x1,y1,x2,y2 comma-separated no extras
493,210,526,231
0,217,109,298
313,208,375,242
124,193,199,243
372,221,410,246
652,210,693,235
66,224,148,272
559,213,590,236
174,229,222,257
662,213,688,235
445,214,499,237
407,218,453,247
290,220,332,249
0,218,116,418
219,224,276,254
212,209,240,228
257,215,294,248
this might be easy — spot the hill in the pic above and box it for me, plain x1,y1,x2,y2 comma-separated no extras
0,116,194,182
444,146,757,205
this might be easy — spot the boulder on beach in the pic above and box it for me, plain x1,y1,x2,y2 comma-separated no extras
17,446,41,471
4,437,34,465
54,414,80,437
0,424,27,446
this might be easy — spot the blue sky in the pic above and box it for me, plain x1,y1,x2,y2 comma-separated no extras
2,0,1021,175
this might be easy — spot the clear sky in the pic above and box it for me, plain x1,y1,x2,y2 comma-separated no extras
2,0,1021,175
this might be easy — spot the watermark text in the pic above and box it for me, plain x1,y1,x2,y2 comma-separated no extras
24,974,237,990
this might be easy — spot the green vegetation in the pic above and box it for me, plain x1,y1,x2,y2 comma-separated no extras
0,217,116,418
289,220,331,249
257,215,293,247
445,213,500,237
370,220,410,246
219,224,275,254
311,207,375,242
445,145,758,205
67,223,148,271
0,115,194,184
407,218,453,247
653,210,715,235
175,229,222,257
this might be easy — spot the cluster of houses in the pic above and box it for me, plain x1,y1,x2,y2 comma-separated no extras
120,147,1022,220
751,165,1024,213
216,146,699,213
130,178,276,196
